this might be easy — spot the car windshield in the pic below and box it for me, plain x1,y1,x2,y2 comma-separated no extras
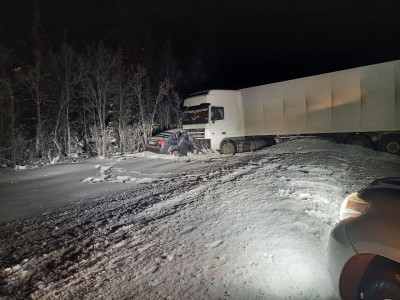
182,105,209,125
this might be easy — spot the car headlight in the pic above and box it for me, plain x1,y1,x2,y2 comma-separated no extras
340,193,371,221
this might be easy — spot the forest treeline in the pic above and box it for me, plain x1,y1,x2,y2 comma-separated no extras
0,11,186,168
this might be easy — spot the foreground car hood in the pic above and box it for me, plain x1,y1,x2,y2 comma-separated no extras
346,177,400,263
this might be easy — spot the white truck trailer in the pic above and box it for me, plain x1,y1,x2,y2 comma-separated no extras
182,60,400,155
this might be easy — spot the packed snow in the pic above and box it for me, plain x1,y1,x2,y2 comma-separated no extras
1,138,400,299
0,154,215,223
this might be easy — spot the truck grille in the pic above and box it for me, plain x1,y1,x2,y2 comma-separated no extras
185,128,205,139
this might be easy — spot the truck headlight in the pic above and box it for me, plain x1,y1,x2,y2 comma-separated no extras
340,193,371,221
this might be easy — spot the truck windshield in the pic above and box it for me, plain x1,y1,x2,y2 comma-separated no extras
182,105,209,125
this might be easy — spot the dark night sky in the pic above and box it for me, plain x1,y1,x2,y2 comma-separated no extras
1,0,400,91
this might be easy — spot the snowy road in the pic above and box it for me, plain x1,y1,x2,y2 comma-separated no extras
0,154,215,223
1,138,400,299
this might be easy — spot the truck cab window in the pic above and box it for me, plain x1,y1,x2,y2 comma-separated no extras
182,105,209,125
211,107,224,122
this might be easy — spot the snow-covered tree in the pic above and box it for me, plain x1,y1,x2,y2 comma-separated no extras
80,41,118,158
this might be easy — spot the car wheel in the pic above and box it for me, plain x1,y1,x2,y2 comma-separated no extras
170,149,180,157
359,276,400,300
220,141,236,155
358,258,400,300
378,134,400,155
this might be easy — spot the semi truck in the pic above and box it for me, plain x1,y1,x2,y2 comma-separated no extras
182,60,400,155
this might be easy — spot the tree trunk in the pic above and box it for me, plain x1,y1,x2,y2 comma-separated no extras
11,93,16,168
53,90,64,158
118,91,125,154
36,100,42,156
101,97,107,158
66,90,71,157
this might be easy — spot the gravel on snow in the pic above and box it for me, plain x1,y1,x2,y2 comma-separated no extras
1,138,400,300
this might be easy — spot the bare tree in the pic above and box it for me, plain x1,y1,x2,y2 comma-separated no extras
115,50,131,154
156,82,182,130
0,48,17,167
0,47,28,168
129,64,175,149
50,41,81,159
157,39,183,130
80,42,118,158
159,38,182,87
20,2,50,158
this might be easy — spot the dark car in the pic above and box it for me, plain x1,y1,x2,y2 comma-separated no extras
328,178,400,300
146,129,201,156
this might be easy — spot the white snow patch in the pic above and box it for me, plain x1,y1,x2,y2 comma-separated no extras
136,178,159,184
115,175,134,183
205,240,224,248
14,165,28,170
81,177,95,183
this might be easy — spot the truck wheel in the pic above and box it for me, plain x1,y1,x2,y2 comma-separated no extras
346,134,372,148
220,141,236,155
378,134,400,155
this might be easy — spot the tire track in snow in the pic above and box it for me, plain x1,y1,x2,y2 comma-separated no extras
0,157,254,299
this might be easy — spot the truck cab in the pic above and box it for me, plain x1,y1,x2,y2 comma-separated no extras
183,90,243,151
182,90,273,154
